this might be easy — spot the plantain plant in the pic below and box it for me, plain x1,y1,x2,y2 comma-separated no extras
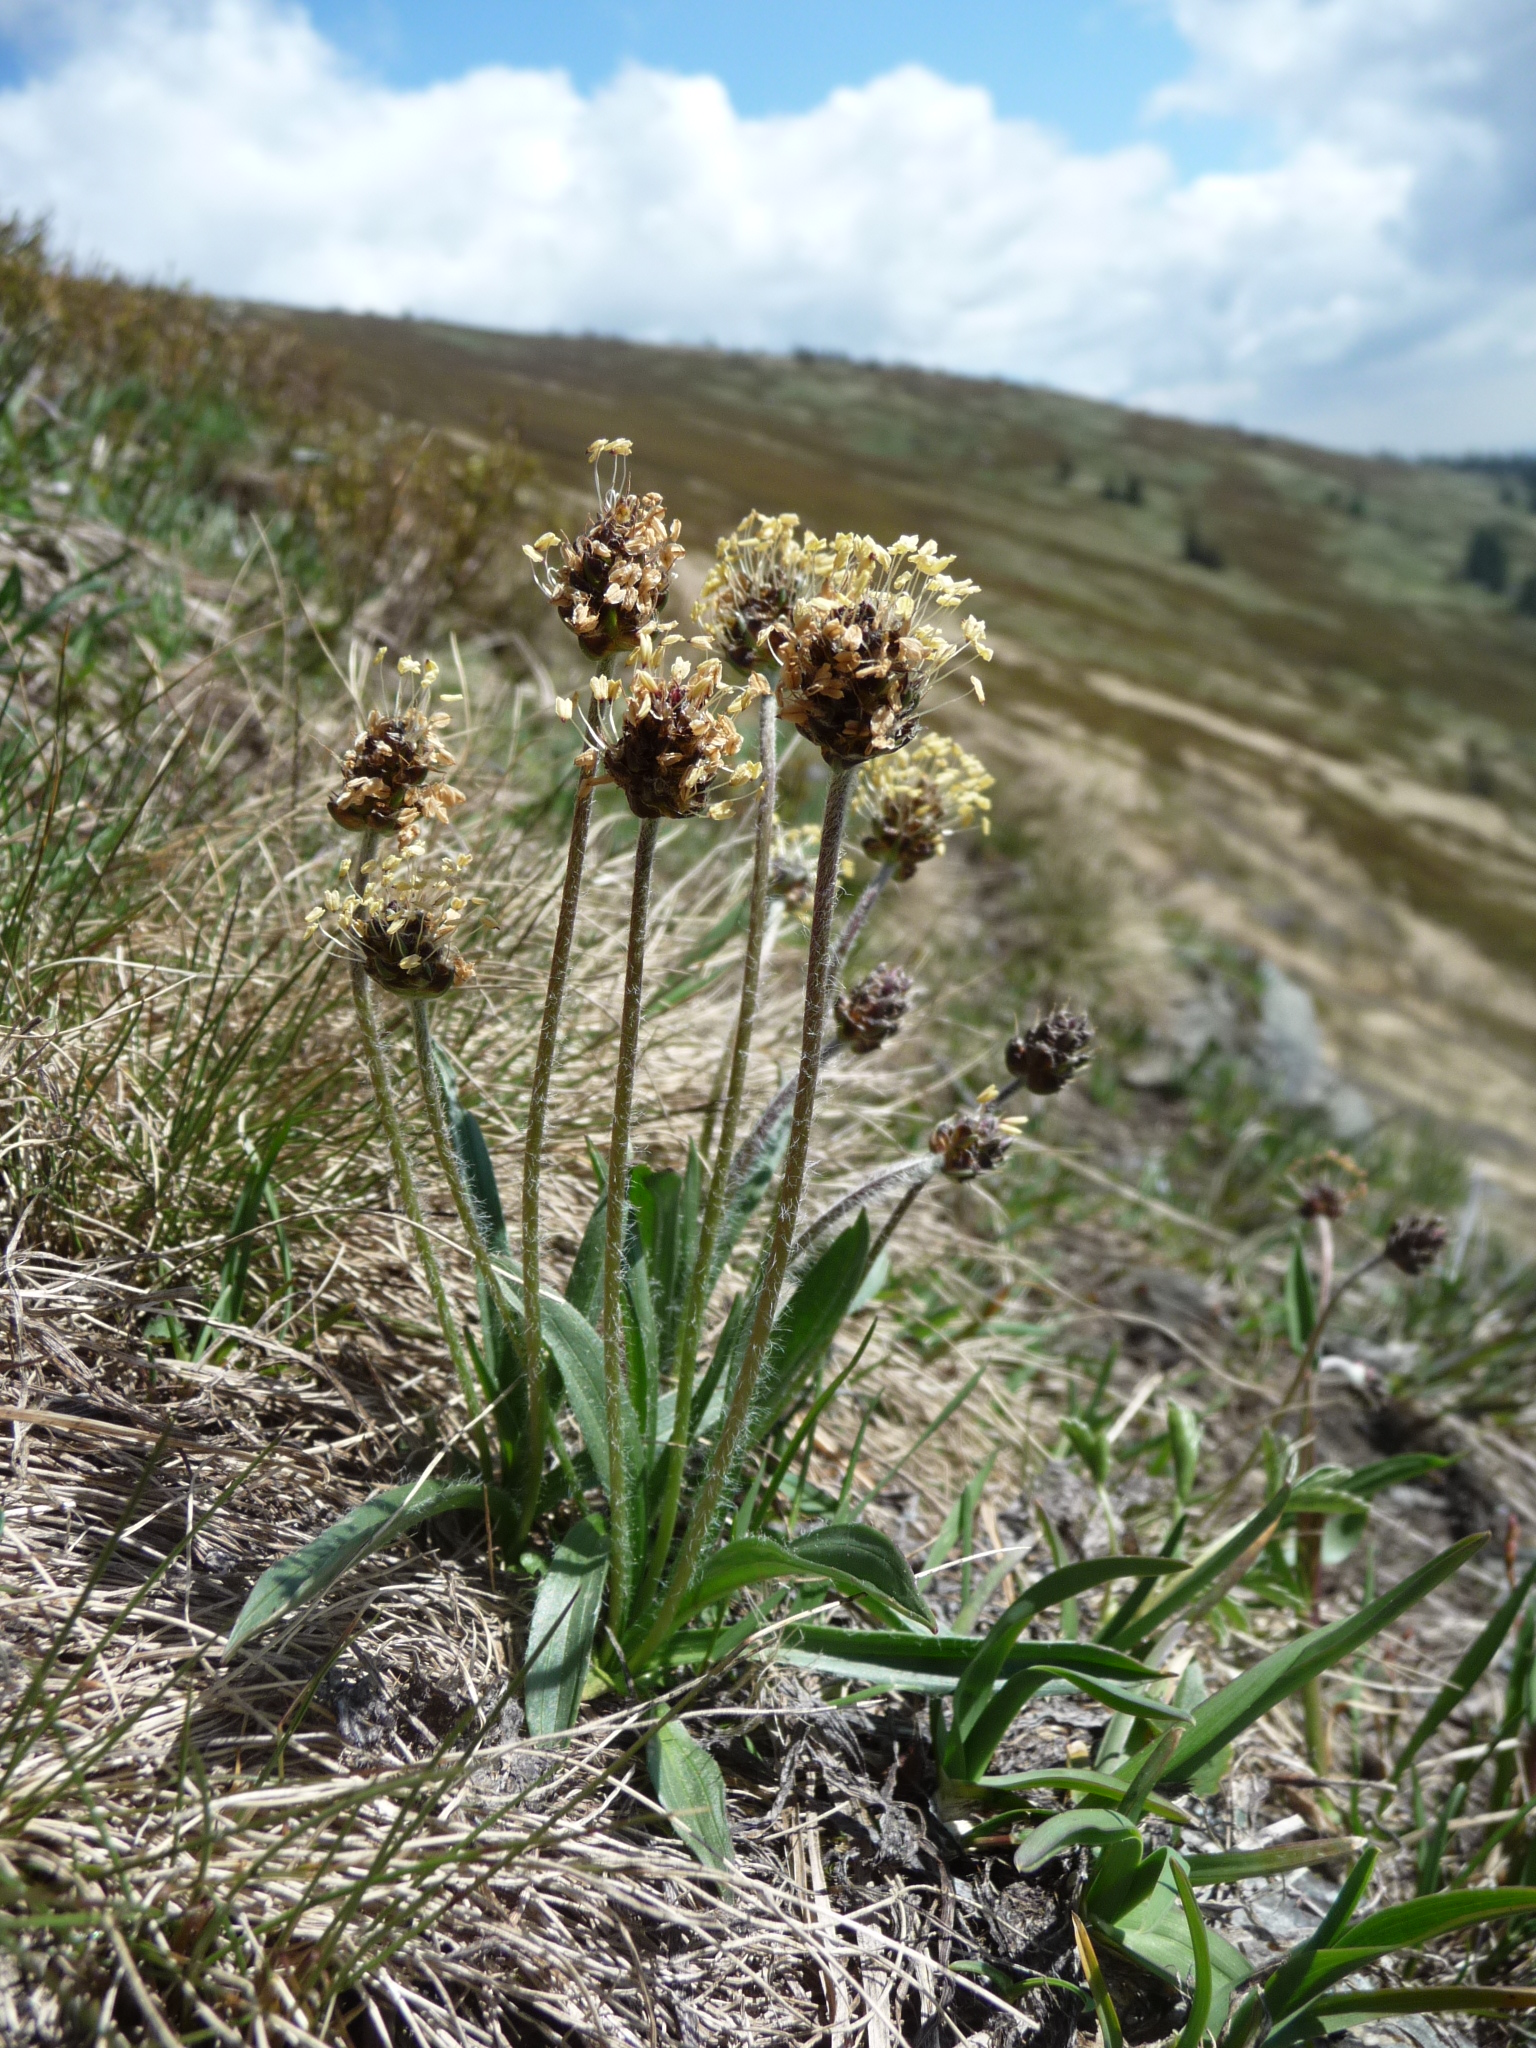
225,448,1052,1851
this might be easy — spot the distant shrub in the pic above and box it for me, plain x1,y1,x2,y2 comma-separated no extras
1101,472,1144,505
1516,571,1536,618
1463,523,1510,592
1183,523,1224,570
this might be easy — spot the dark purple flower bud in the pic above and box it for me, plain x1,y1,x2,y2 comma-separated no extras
1384,1214,1446,1276
1005,1010,1094,1096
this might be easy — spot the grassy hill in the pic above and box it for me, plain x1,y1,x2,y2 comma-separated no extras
289,309,1536,1200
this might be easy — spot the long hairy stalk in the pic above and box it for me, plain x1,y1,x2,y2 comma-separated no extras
517,775,595,1538
642,694,778,1603
602,814,660,1637
632,764,858,1663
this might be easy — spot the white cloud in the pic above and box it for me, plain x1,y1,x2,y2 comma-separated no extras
0,0,1531,450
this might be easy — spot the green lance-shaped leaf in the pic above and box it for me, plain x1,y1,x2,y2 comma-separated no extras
1099,1485,1294,1651
1267,1986,1536,2048
678,1523,932,1634
564,1188,606,1323
1184,1838,1361,1885
1230,1842,1377,2046
1063,1415,1111,1489
973,1765,1193,1827
1014,1806,1141,1872
525,1515,610,1736
750,1214,871,1440
1167,1402,1202,1504
1170,1856,1212,2048
778,1629,1162,1697
225,1473,484,1654
1284,1234,1317,1354
952,1557,1181,1756
1152,1532,1485,1789
648,1718,733,1870
1289,1888,1536,2007
1395,1551,1536,1779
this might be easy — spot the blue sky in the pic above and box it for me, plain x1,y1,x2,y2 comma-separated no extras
0,0,1530,451
294,0,1250,174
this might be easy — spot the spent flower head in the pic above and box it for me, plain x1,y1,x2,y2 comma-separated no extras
693,510,817,672
856,732,992,879
524,438,683,661
1384,1213,1447,1276
835,964,914,1055
1006,1010,1095,1096
929,1087,1024,1179
565,636,765,820
768,530,992,766
306,845,481,1001
327,653,464,850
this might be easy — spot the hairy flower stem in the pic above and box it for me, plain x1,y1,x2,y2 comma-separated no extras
408,1004,526,1465
866,1174,929,1273
1297,1212,1335,1776
602,816,660,1639
632,766,857,1667
827,862,892,991
730,1041,842,1189
349,959,490,1477
790,1154,938,1267
517,776,595,1541
641,696,778,1606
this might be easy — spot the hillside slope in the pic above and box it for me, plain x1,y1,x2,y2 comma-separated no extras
292,309,1536,1197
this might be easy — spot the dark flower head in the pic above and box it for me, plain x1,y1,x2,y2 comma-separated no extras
835,963,914,1055
307,847,482,1002
768,532,991,768
563,640,764,821
856,732,992,879
1384,1214,1447,1276
524,438,684,661
693,511,807,672
929,1089,1024,1179
1006,1010,1095,1096
1296,1150,1367,1220
326,654,464,849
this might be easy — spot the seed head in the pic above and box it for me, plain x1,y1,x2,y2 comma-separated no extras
306,846,481,1001
693,511,813,672
929,1090,1024,1179
767,531,991,767
1296,1150,1367,1220
1006,1011,1095,1095
523,438,684,660
856,732,992,878
835,964,914,1055
572,637,765,820
1384,1214,1446,1276
326,654,464,849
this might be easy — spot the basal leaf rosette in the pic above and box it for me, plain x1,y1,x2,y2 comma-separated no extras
768,532,992,767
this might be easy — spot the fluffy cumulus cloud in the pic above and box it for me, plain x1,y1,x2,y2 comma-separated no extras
0,0,1531,449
